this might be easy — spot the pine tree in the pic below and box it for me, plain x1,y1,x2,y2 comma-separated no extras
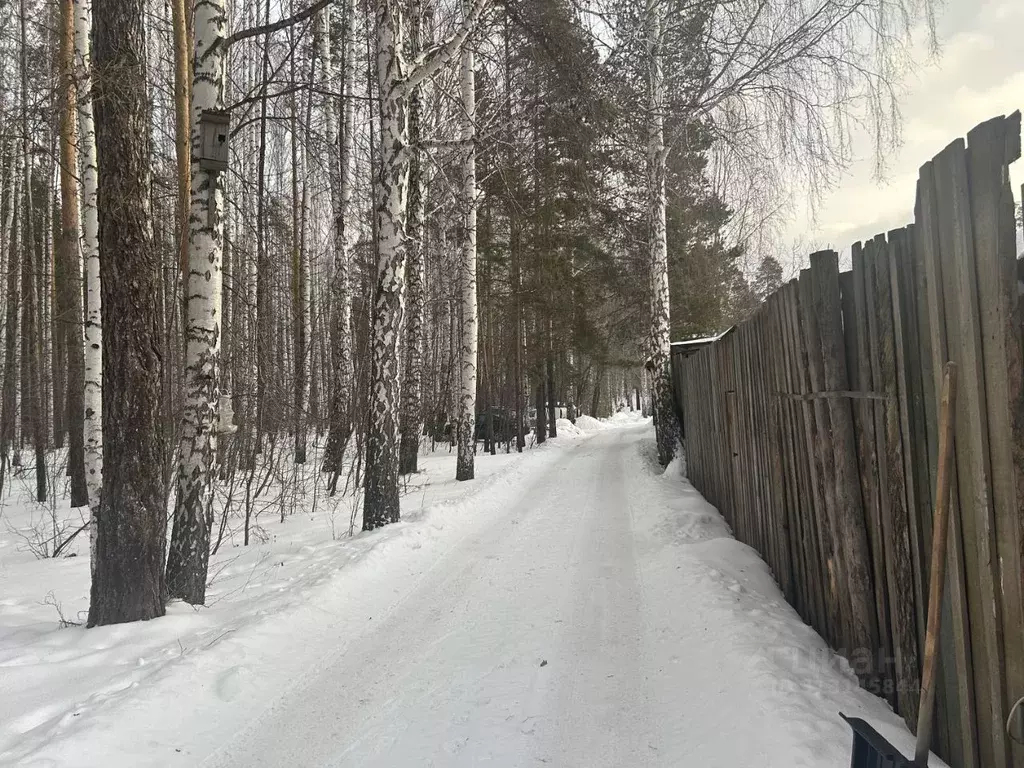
88,0,167,626
57,0,88,508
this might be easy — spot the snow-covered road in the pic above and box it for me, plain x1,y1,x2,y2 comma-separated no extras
197,424,925,768
207,427,662,768
3,420,936,767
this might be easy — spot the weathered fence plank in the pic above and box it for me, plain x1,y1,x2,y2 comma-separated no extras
934,136,1008,768
772,292,807,617
873,231,921,726
811,250,879,680
798,268,846,651
917,159,978,768
893,225,931,661
782,281,829,635
968,113,1024,768
849,242,895,705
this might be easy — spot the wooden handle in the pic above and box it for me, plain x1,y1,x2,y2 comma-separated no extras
914,362,958,767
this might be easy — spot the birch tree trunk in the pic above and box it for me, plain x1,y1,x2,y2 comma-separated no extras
646,2,677,466
363,0,489,527
59,0,88,508
363,0,410,529
0,165,20,494
89,0,167,626
455,15,478,482
166,0,228,606
399,0,431,476
74,0,103,557
322,0,356,484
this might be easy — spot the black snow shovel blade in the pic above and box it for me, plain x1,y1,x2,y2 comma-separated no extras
841,714,914,768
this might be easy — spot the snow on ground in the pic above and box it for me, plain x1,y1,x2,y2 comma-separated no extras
0,423,606,766
554,418,584,437
572,415,607,432
0,415,940,767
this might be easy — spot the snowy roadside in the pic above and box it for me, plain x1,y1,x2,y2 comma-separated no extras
0,417,620,767
624,440,949,767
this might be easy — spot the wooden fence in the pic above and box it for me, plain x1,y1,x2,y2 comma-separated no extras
678,113,1023,767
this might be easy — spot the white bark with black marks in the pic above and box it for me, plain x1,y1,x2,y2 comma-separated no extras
167,0,228,605
363,0,489,528
455,8,477,482
323,0,357,483
74,0,103,558
399,0,431,476
646,2,677,466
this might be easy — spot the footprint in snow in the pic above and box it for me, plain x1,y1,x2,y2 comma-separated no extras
215,665,246,702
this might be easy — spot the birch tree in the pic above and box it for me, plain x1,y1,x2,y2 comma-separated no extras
398,0,432,476
362,0,489,529
455,5,478,482
645,1,676,466
74,0,102,550
167,0,229,605
0,164,21,493
322,0,357,487
599,0,938,465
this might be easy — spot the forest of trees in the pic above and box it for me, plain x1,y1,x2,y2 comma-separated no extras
0,0,930,626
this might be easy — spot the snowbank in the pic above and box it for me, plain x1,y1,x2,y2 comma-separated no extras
553,418,584,437
572,414,607,432
607,409,648,425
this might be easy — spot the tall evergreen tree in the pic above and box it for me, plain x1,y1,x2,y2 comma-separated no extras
88,0,167,626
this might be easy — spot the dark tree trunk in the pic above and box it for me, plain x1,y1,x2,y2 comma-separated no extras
254,0,272,455
88,0,167,627
513,244,525,452
546,353,557,438
59,0,87,507
503,15,524,455
19,0,46,502
535,379,546,444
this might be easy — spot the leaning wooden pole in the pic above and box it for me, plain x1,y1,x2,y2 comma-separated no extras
915,361,958,766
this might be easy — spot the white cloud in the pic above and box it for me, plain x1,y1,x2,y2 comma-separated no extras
779,0,1023,264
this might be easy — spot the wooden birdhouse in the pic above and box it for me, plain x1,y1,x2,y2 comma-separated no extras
198,109,230,173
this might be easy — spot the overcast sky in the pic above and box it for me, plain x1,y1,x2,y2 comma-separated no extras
782,0,1023,265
